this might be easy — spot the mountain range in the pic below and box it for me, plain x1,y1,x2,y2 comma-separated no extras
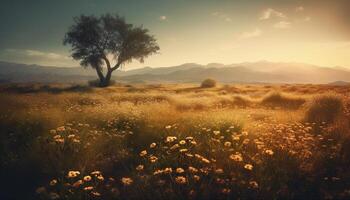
1,61,350,84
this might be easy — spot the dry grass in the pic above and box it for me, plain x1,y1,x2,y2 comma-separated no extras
1,83,350,200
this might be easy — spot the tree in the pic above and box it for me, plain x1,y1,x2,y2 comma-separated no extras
64,14,159,87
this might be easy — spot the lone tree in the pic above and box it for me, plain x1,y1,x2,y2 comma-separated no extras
64,14,159,87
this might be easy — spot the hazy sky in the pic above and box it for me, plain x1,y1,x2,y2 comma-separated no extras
0,0,350,68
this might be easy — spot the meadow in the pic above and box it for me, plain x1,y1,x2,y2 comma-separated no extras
0,82,350,200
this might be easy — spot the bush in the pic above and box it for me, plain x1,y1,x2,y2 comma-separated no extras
305,94,343,124
200,78,217,88
261,92,306,109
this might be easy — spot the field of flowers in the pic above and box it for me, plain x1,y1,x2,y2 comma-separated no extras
0,83,350,199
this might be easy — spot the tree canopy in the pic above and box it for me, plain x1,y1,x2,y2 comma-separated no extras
64,14,159,86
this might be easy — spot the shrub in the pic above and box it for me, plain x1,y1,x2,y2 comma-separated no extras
261,92,306,109
304,94,343,124
200,78,217,88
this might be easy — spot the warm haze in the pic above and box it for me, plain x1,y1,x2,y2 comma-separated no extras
0,0,350,68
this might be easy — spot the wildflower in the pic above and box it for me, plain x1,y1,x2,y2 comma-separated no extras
188,166,198,173
215,168,224,174
185,153,194,157
224,141,232,147
166,136,177,143
185,136,194,140
153,169,163,175
84,186,94,191
229,153,243,162
136,165,144,171
176,168,185,173
68,134,75,139
49,192,60,200
190,141,197,145
72,139,80,143
56,126,66,132
96,175,104,181
91,171,101,176
49,130,57,134
221,188,231,194
242,131,248,136
232,136,240,141
91,191,101,196
213,130,220,135
163,167,173,174
149,156,158,163
150,143,157,148
67,170,80,178
175,176,187,184
170,144,180,150
179,140,186,145
83,175,92,182
265,149,274,156
53,135,61,140
49,179,57,186
36,186,46,194
201,158,210,164
72,180,83,187
244,164,253,171
179,148,188,153
139,150,147,157
193,175,200,181
249,181,259,189
165,125,172,129
121,177,133,186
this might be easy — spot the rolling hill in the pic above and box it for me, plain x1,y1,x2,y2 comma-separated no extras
1,61,350,84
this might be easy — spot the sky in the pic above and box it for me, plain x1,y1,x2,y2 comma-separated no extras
0,0,350,69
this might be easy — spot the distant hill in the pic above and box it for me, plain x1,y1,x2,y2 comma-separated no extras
1,60,350,84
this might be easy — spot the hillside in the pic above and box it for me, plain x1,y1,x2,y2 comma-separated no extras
1,61,350,84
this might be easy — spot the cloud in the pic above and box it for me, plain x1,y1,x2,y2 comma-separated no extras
295,6,304,12
239,28,262,39
159,16,167,21
5,49,69,60
211,11,232,22
273,21,292,29
1,49,76,67
260,8,286,20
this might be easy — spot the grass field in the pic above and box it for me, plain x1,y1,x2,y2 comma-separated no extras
1,83,350,199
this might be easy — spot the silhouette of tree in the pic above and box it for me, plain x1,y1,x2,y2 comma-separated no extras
64,14,159,87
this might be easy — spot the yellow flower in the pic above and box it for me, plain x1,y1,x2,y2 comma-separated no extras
72,180,83,187
188,166,198,173
136,165,144,171
96,175,104,181
265,149,274,155
139,150,147,157
215,168,224,174
213,130,220,135
84,186,94,191
244,164,253,171
249,181,259,189
149,156,158,163
229,153,243,162
179,148,188,153
193,175,200,181
165,125,172,129
221,188,231,194
68,134,75,139
224,141,231,147
150,143,157,148
166,136,177,143
175,176,187,184
176,168,185,173
179,140,186,145
49,179,57,186
121,177,133,186
67,170,80,178
56,126,66,132
185,136,194,140
91,191,101,196
164,167,173,174
91,171,101,176
83,175,92,182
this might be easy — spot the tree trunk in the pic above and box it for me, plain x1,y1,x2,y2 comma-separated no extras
102,70,113,87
